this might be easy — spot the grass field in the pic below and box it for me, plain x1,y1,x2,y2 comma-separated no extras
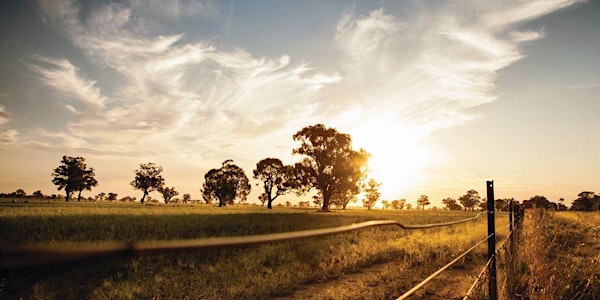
511,210,600,299
0,199,516,299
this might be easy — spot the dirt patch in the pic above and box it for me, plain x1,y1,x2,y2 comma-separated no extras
276,257,484,299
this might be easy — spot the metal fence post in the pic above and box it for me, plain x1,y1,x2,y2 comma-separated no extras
487,181,497,300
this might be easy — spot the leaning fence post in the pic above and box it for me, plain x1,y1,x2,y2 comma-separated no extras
486,181,497,300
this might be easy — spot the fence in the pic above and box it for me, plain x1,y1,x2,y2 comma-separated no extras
1,181,523,299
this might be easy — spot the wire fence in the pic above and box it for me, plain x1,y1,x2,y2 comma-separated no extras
1,182,524,299
2,213,483,269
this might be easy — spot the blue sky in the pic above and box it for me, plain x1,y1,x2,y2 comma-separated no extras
0,0,598,206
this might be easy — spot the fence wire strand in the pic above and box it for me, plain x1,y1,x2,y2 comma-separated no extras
1,213,482,270
462,226,515,300
396,232,494,300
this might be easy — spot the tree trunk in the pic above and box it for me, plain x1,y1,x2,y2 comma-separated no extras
321,193,331,212
267,200,273,209
65,190,70,202
218,200,224,207
141,192,147,204
77,190,82,202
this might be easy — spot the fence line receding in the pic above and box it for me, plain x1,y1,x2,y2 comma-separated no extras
1,212,483,269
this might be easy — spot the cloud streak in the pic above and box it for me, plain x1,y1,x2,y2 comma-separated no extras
19,0,585,199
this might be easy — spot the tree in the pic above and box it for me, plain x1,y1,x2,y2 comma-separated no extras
158,186,179,204
292,124,369,212
130,162,165,204
183,193,191,204
571,191,599,211
523,195,553,210
77,170,98,202
32,190,44,198
363,178,381,210
381,200,390,209
95,192,106,201
405,203,412,210
417,195,430,210
107,192,118,201
458,190,481,211
202,160,251,207
258,193,268,207
253,158,294,209
391,199,406,210
52,156,98,202
13,189,26,198
442,197,462,211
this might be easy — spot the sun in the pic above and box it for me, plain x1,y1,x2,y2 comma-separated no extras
349,119,430,201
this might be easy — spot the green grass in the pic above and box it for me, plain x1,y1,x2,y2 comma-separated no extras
1,200,508,299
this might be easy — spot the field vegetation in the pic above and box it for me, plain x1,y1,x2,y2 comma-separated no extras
512,210,600,299
0,200,508,299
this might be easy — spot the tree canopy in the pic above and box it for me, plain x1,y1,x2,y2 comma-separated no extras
158,186,179,204
292,124,369,212
202,160,251,207
253,158,294,209
442,197,462,211
363,178,381,210
51,156,98,202
571,191,600,211
130,162,165,204
417,194,430,209
458,190,481,211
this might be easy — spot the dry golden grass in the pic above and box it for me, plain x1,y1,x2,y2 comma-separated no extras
512,210,600,299
1,201,509,299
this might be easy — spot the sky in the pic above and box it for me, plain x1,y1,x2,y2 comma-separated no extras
0,0,598,207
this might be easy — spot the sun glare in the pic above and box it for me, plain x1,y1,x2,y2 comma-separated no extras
350,120,430,201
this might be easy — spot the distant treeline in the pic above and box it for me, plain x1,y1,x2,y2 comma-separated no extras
2,188,599,212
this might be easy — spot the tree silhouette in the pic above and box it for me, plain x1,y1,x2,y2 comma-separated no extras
32,190,44,198
363,178,381,210
13,189,26,198
292,124,369,212
442,197,462,210
107,192,118,201
130,162,165,204
417,194,430,210
522,195,554,210
52,156,97,202
571,191,599,211
158,186,179,204
391,199,406,210
458,190,481,211
253,158,294,209
202,160,251,207
183,193,191,204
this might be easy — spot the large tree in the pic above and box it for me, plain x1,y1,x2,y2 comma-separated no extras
52,156,98,202
571,191,599,211
363,178,381,210
523,195,555,210
158,186,179,204
130,162,165,204
458,190,481,211
442,197,463,211
292,124,369,212
202,160,251,207
253,158,294,209
391,199,406,210
417,194,430,210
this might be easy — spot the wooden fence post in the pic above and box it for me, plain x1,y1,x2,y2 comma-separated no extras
487,181,497,300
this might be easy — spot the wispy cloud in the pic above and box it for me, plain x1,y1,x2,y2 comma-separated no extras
23,0,585,198
0,105,13,125
27,55,105,112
